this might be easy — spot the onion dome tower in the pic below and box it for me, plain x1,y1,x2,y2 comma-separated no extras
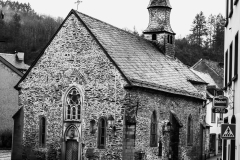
143,0,176,58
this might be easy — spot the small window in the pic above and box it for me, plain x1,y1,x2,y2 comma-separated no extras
170,35,173,44
98,118,106,149
158,140,162,156
150,111,157,147
220,113,223,120
39,117,46,147
226,0,229,26
229,43,233,85
229,0,233,17
152,34,157,40
234,32,238,79
211,109,216,123
225,51,228,88
234,0,239,5
187,115,193,145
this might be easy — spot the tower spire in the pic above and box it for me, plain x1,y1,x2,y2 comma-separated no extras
143,0,175,58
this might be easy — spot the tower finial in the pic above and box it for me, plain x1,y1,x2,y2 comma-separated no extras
75,0,82,11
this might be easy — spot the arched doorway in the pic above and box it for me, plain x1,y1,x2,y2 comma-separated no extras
64,125,81,160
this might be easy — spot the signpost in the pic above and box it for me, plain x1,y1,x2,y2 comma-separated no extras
212,108,228,113
213,95,228,109
221,124,236,140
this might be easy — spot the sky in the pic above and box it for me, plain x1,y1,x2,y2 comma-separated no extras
12,0,225,38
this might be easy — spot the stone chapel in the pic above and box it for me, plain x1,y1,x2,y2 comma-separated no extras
12,0,209,160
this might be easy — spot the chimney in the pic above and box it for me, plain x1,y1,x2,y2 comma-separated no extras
143,0,176,58
16,52,24,61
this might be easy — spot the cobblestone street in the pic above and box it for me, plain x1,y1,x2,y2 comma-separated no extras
0,150,11,160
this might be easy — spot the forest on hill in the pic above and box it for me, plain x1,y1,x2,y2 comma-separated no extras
0,0,63,64
0,1,225,66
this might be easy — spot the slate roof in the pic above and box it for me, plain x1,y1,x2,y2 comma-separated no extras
0,53,29,71
192,59,224,78
148,0,172,9
191,69,217,87
75,11,205,99
16,10,206,99
0,56,23,77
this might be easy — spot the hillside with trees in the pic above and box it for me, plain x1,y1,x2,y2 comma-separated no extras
175,12,225,66
0,0,63,64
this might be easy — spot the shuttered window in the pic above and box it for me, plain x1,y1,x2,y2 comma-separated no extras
150,111,157,147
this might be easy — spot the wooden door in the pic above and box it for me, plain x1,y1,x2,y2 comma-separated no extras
66,140,78,160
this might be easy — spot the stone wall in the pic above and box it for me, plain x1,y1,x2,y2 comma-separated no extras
125,88,205,160
19,13,128,160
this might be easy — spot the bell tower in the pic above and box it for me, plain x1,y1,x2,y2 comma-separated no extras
143,0,176,58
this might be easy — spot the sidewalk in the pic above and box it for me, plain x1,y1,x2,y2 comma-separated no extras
207,153,222,160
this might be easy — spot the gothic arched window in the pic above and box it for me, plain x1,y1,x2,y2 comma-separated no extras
150,111,158,147
39,116,46,147
187,115,193,145
98,118,106,149
65,87,81,121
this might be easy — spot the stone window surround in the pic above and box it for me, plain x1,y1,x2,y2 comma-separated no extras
63,84,84,122
150,110,158,147
97,117,107,149
187,114,193,145
39,115,47,148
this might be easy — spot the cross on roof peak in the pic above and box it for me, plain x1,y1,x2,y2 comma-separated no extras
75,0,82,11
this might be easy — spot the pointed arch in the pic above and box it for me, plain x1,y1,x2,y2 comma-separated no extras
63,85,84,121
187,114,193,145
150,110,158,147
97,117,107,149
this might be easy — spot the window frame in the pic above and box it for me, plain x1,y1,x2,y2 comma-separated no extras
225,51,229,88
233,32,238,81
187,115,193,145
234,0,239,5
152,34,157,41
150,111,158,147
229,43,233,86
97,117,107,149
229,0,233,18
225,0,229,27
39,116,47,147
211,109,216,123
64,87,82,122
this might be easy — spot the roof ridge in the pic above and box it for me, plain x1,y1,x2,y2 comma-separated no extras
74,10,148,41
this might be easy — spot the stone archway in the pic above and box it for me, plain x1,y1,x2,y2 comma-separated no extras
64,125,81,160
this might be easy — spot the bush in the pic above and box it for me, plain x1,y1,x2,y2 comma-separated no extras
0,129,12,149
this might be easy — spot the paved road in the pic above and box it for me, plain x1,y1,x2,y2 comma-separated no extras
0,150,11,160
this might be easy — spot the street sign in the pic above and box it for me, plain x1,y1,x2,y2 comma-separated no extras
212,108,228,113
213,95,228,108
221,124,236,140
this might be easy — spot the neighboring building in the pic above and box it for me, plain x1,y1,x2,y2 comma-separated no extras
12,0,208,160
0,52,29,73
0,55,23,148
223,0,240,160
191,59,224,157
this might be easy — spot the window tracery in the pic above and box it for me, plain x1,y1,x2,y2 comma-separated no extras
65,87,81,121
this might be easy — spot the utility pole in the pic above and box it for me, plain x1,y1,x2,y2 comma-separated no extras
75,0,82,11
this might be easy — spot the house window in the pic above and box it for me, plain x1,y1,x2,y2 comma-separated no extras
226,0,229,26
187,115,193,145
211,109,216,123
234,32,238,80
65,87,81,121
152,34,157,40
167,35,173,44
234,0,239,5
158,140,162,156
220,113,223,120
229,43,233,85
229,0,233,17
150,111,158,147
98,118,106,149
225,51,228,88
39,116,46,147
